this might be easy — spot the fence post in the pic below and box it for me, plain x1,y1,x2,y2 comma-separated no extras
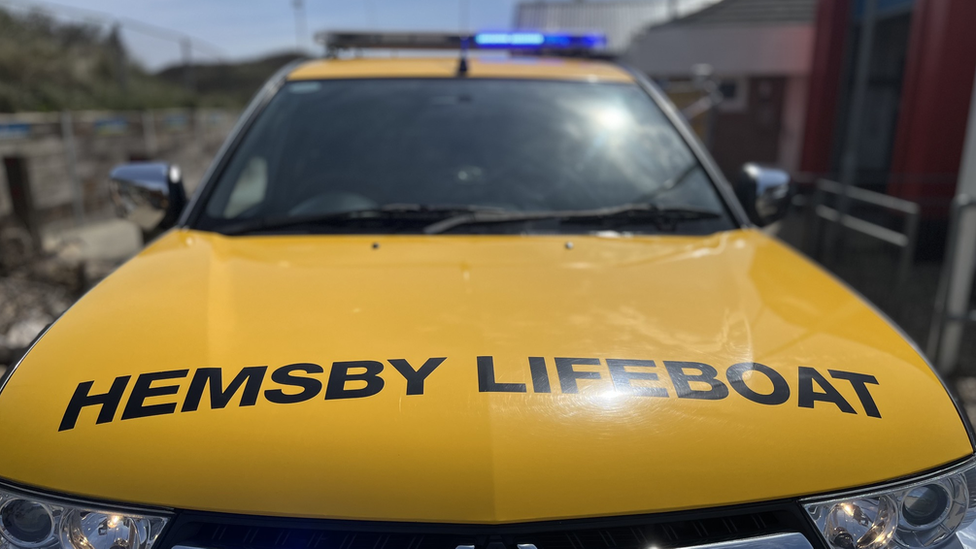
931,68,976,371
895,205,920,296
826,0,879,266
927,196,975,371
143,110,157,158
60,111,84,225
806,181,826,259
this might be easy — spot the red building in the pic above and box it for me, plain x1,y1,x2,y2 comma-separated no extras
800,0,976,220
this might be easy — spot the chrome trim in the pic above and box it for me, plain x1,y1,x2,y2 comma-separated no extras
109,162,176,232
742,163,791,226
0,477,174,516
678,533,812,549
800,456,976,505
178,58,309,228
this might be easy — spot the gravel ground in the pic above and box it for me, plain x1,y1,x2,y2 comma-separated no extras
0,219,136,369
0,269,81,367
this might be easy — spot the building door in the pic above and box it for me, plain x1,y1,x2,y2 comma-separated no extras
832,10,913,193
710,76,786,178
2,156,39,250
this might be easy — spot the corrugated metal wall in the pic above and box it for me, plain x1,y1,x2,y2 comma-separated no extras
514,0,722,52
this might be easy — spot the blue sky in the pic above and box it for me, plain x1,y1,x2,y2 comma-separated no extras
51,0,526,69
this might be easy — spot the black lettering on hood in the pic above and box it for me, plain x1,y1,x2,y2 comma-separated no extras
56,357,883,430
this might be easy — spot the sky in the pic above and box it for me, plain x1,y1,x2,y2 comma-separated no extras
28,0,527,70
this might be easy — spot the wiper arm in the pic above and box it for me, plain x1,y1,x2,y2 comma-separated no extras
640,162,701,202
423,203,720,234
219,204,504,236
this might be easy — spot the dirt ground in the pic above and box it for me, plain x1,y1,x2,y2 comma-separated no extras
0,218,138,369
0,266,82,367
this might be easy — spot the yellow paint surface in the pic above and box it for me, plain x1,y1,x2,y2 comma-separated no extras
287,57,635,83
0,229,969,523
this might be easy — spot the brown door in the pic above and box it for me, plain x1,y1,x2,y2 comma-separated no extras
3,156,40,250
710,76,786,178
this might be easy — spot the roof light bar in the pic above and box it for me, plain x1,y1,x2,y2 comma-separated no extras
317,31,608,53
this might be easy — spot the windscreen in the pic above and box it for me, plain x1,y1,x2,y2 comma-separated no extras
196,78,734,234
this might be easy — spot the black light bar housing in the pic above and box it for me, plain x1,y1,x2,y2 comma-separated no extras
317,31,469,51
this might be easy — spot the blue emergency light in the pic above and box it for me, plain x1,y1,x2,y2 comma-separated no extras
474,32,607,50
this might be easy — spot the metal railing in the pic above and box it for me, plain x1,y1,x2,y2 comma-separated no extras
928,195,976,370
808,179,921,293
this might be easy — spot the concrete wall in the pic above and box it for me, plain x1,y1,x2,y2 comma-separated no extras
0,109,238,229
625,23,814,175
624,24,814,77
514,0,722,53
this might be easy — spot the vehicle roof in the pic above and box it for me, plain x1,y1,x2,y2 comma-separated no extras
287,57,636,83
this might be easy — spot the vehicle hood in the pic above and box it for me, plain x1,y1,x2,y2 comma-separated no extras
0,229,970,523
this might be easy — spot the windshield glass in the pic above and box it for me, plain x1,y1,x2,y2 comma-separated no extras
195,78,735,235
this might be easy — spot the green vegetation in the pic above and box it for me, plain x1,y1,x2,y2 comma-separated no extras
156,52,304,107
0,7,302,113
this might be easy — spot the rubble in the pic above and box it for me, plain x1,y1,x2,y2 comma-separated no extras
0,268,78,365
5,315,54,348
0,251,107,368
0,259,127,368
0,218,141,368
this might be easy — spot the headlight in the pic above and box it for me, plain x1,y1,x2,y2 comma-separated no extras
805,459,976,549
0,486,168,549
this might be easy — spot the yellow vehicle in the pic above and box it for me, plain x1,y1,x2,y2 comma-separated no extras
0,31,973,549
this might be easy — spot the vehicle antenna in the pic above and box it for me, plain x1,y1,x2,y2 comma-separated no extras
457,35,470,77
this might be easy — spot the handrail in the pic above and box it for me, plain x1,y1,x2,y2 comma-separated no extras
816,179,920,215
810,179,921,294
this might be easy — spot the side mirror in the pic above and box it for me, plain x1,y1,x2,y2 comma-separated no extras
109,163,187,236
734,163,792,227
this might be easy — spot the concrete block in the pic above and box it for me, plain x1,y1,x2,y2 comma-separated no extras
43,218,143,263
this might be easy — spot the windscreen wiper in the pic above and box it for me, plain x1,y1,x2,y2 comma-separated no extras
423,203,721,234
219,204,505,236
640,162,701,202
